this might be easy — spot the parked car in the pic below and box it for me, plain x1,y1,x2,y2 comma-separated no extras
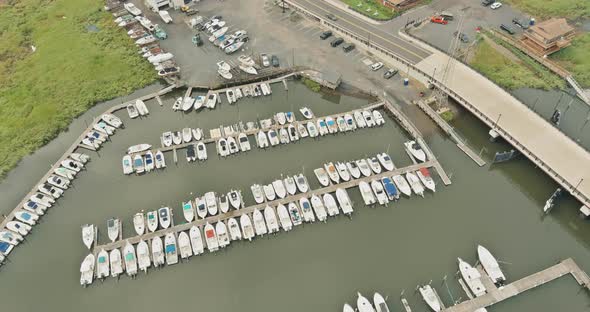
330,37,344,47
271,55,279,67
440,11,454,21
481,0,494,5
512,17,529,29
500,24,515,35
261,53,270,67
320,31,333,40
430,16,448,25
453,31,469,43
342,42,355,52
325,13,338,21
490,2,502,9
371,62,383,71
383,69,398,79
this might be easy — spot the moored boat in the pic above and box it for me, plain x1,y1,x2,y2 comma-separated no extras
419,285,442,312
371,180,389,205
205,192,218,216
80,254,95,286
477,245,506,285
178,231,193,259
404,140,427,162
335,162,351,182
123,242,138,276
276,204,293,231
417,168,436,192
406,172,424,197
336,188,354,215
107,218,120,243
284,176,297,195
216,221,230,248
310,195,328,222
133,213,145,236
144,150,154,172
109,248,124,277
359,181,376,206
164,233,179,265
356,159,372,177
151,236,165,267
227,217,242,241
458,257,487,297
381,177,399,200
182,200,195,222
373,292,390,312
346,161,361,179
96,249,110,279
377,153,395,171
158,207,171,229
240,214,255,241
357,292,376,312
189,226,205,255
251,184,265,204
204,222,219,252
368,157,382,174
81,224,95,250
287,202,303,226
272,179,287,199
264,206,280,233
137,240,151,272
196,142,208,161
146,210,158,232
314,168,331,187
263,184,276,201
294,174,309,193
252,209,268,236
323,193,340,216
392,175,412,197
298,198,315,223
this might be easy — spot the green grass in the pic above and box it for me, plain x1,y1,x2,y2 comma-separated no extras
469,39,563,90
340,0,397,20
553,33,590,88
302,77,321,92
440,110,454,122
0,0,157,178
505,0,590,20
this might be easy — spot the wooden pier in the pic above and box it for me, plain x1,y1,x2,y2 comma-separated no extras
442,258,590,312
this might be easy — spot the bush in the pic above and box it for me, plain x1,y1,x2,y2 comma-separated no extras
440,110,454,122
302,77,321,92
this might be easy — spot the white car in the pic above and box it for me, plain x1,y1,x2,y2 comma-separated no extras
261,53,270,67
490,2,502,9
371,62,384,71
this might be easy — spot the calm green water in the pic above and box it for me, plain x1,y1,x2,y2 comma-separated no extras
0,81,589,312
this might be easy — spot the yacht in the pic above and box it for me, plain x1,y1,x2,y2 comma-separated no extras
354,111,367,128
109,248,123,277
264,206,280,233
195,196,207,219
392,175,412,197
294,174,309,193
346,161,361,179
263,184,276,201
336,188,353,215
107,218,120,242
335,162,351,181
218,194,230,214
240,214,255,241
307,121,319,137
257,130,269,148
123,242,138,276
458,257,487,297
356,159,372,177
146,210,158,232
158,207,171,229
196,142,208,161
133,213,145,236
178,231,193,259
189,226,205,255
359,181,376,205
297,122,309,138
314,168,331,187
227,218,242,241
299,197,316,223
381,177,399,200
137,240,151,272
80,254,95,286
81,224,95,250
357,292,376,312
310,195,328,222
155,150,166,169
419,285,442,312
405,172,425,197
477,245,506,285
272,179,287,199
96,249,110,279
324,162,340,184
283,176,297,195
216,221,230,248
323,193,340,216
228,190,241,209
238,133,251,151
182,200,195,222
417,168,436,192
287,202,303,226
164,232,179,265
253,209,268,236
368,157,382,174
371,180,389,205
205,192,218,216
151,236,165,267
276,204,293,231
373,110,385,125
377,153,395,171
404,140,427,162
251,184,265,204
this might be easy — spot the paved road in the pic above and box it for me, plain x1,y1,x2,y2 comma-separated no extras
289,0,432,64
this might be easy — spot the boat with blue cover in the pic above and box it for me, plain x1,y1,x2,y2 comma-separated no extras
381,177,399,200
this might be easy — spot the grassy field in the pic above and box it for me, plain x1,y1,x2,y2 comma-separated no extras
0,0,156,178
469,39,564,90
340,0,397,20
553,33,590,88
505,0,590,20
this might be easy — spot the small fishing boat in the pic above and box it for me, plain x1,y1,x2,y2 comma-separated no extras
144,150,154,172
478,245,506,285
81,224,95,250
343,304,355,312
62,159,83,172
172,97,182,111
337,116,347,132
239,64,257,75
268,129,280,146
172,131,182,145
158,207,171,229
132,154,145,174
356,159,372,177
300,107,314,119
155,150,166,169
363,110,375,127
182,97,195,112
325,116,338,134
80,254,95,286
30,192,54,207
228,190,241,209
238,133,251,151
283,176,297,195
226,89,236,104
324,162,340,184
219,194,230,214
54,166,76,180
216,221,230,248
127,103,139,118
417,168,436,192
164,233,179,265
294,174,309,193
263,184,276,201
124,2,142,15
297,123,309,138
94,121,115,135
107,218,120,243
354,111,367,128
357,293,376,312
189,226,205,255
240,214,255,241
135,99,149,115
123,242,138,276
404,140,427,162
419,285,442,312
178,231,193,259
182,200,195,222
336,188,353,215
216,60,231,71
162,131,173,147
314,168,331,187
192,128,203,141
196,142,207,161
70,152,90,164
272,180,287,199
146,210,158,232
205,192,218,216
458,257,487,297
287,202,303,226
344,114,356,130
264,206,280,233
317,119,329,136
133,213,145,236
359,181,376,206
257,130,269,148
275,112,287,125
406,172,424,197
182,127,193,143
298,198,315,223
206,93,217,109
279,127,290,144
38,182,62,199
323,193,340,216
14,210,37,226
373,110,385,126
109,248,123,278
381,177,399,200
186,144,196,163
23,200,46,216
251,184,265,204
101,113,122,128
217,138,229,157
288,124,299,142
368,157,382,174
128,143,151,154
194,95,206,110
227,136,239,154
307,121,319,137
151,236,165,267
195,196,207,219
310,195,328,222
371,180,389,205
335,162,351,182
276,204,293,231
0,241,14,258
122,155,133,174
377,153,395,171
47,175,69,190
96,249,110,279
218,69,233,80
227,218,242,241
392,175,412,197
253,209,268,236
346,162,361,179
137,240,151,272
204,222,219,252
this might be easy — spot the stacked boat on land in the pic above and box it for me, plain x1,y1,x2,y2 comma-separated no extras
80,113,123,151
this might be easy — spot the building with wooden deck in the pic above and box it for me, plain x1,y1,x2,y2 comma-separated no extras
520,18,575,56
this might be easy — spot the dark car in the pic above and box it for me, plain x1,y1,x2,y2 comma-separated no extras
512,17,529,29
453,31,469,43
500,24,515,35
342,42,355,52
271,55,279,67
330,37,344,47
383,69,398,79
320,31,333,40
481,0,494,6
325,13,338,21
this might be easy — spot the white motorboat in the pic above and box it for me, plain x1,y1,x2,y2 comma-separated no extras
299,107,314,119
283,176,297,195
122,155,133,174
458,257,487,297
218,69,232,80
206,93,217,109
127,103,139,118
323,193,339,216
392,175,412,197
276,204,293,231
133,213,145,236
172,97,182,111
219,194,230,214
107,218,120,243
238,133,251,151
325,116,338,134
298,197,316,223
336,188,353,215
70,152,90,164
354,111,367,128
264,206,280,233
357,292,376,312
182,200,195,222
124,2,142,15
137,240,151,272
225,40,245,54
253,209,268,236
101,113,122,128
162,131,173,147
307,121,319,137
294,174,309,193
94,121,114,135
373,110,385,125
267,129,280,146
240,214,255,241
178,231,193,259
373,293,390,312
226,89,236,104
419,285,442,312
205,192,218,216
279,127,290,144
344,114,356,130
123,242,138,276
356,159,372,177
96,249,109,279
239,64,257,75
272,179,287,199
192,128,203,141
216,221,230,248
81,224,95,250
324,162,340,184
127,143,151,154
62,158,83,172
288,124,299,142
251,184,265,204
80,254,95,286
204,222,219,252
478,245,506,285
109,248,123,278
343,304,355,312
297,122,309,138
194,95,205,110
287,202,303,226
317,118,329,136
23,199,46,216
257,130,269,148
182,127,192,143
314,168,330,187
144,150,154,172
310,195,328,222
196,141,208,161
363,110,375,127
151,236,165,267
263,184,276,201
155,150,166,169
335,162,351,182
359,181,376,205
164,232,179,265
346,161,361,179
158,207,171,229
38,182,62,199
30,192,54,207
146,210,158,232
195,196,207,219
135,99,149,115
54,166,76,180
404,140,427,162
217,138,229,157
189,226,205,255
227,218,242,241
377,153,395,171
227,136,239,154
172,131,182,145
405,172,424,197
228,190,241,209
417,168,436,192
14,210,38,226
337,116,347,132
6,221,29,236
368,157,382,174
371,180,389,205
238,54,255,67
135,16,155,32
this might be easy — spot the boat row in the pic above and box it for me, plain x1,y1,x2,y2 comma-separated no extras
343,292,391,312
216,133,251,157
161,127,204,146
251,173,310,203
225,80,272,104
180,189,244,222
1,152,91,265
122,149,166,174
80,113,123,150
125,99,149,119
